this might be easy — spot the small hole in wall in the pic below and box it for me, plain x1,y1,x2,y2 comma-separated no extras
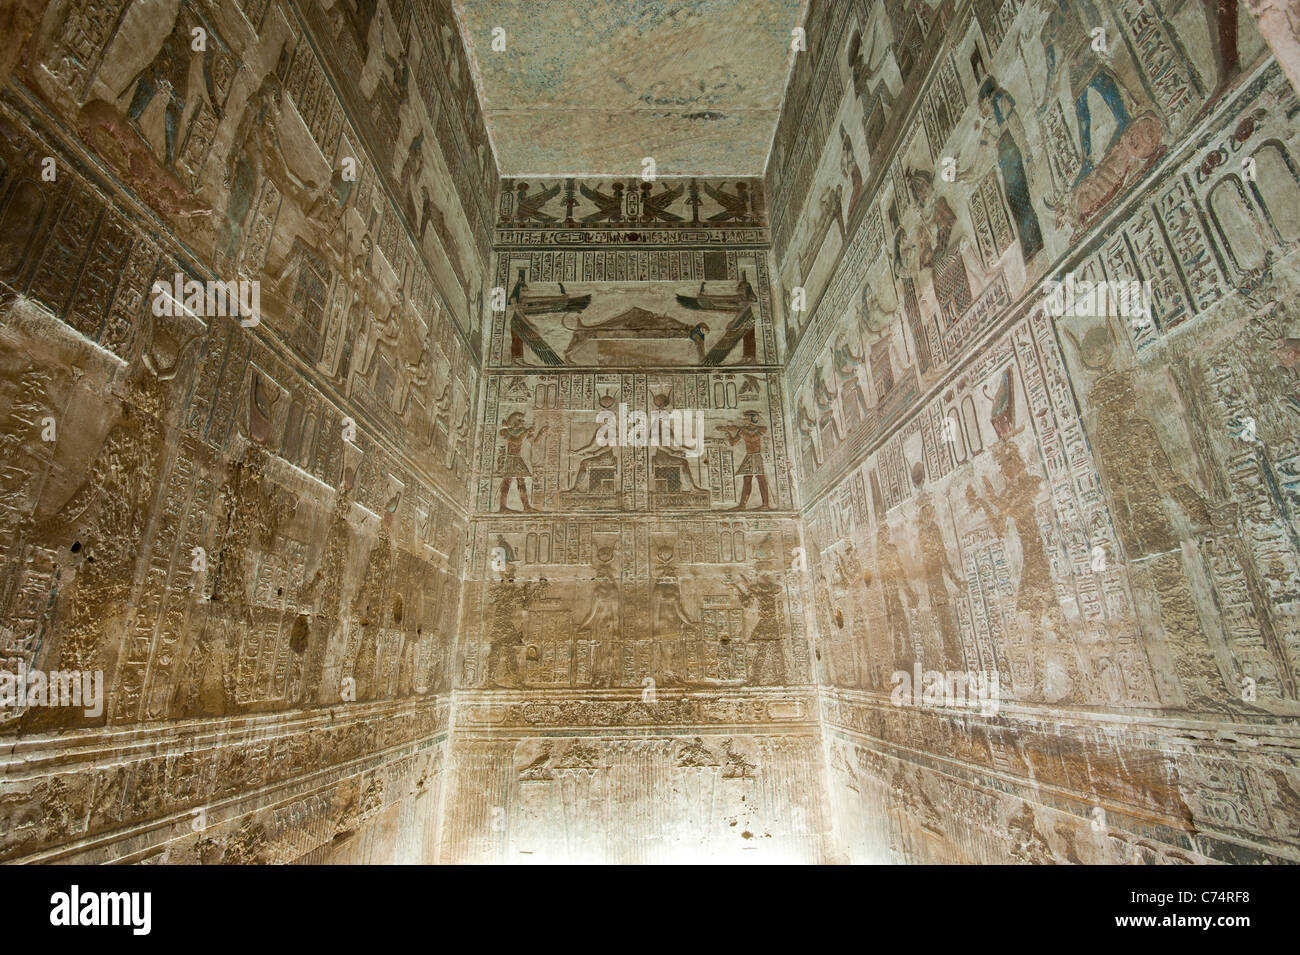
392,594,404,624
70,541,81,553
289,614,310,653
277,587,283,597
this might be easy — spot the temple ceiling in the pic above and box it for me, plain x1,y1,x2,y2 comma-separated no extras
456,0,806,176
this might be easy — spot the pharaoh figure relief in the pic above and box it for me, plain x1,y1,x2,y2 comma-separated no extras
2,0,1300,869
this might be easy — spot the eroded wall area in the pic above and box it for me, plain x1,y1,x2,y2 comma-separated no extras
771,0,1300,862
0,0,489,863
441,179,835,863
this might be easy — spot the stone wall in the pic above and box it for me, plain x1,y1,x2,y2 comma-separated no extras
770,0,1300,862
4,0,1299,866
440,176,834,863
0,0,485,863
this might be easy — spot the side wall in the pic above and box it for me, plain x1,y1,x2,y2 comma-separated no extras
770,0,1300,862
0,0,489,863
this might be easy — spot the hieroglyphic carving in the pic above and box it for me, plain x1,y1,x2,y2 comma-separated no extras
474,370,794,515
6,0,1299,866
441,728,829,863
774,0,1298,863
461,515,810,691
0,0,477,863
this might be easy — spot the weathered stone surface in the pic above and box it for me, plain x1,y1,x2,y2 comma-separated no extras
458,1,805,177
776,0,1300,863
0,0,479,864
2,0,1298,865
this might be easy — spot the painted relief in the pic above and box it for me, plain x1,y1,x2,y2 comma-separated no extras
774,0,1299,864
474,371,794,514
450,181,817,859
5,0,1300,867
490,248,778,369
0,0,479,864
804,311,1159,705
441,731,829,864
772,0,1271,360
496,177,765,232
459,515,809,691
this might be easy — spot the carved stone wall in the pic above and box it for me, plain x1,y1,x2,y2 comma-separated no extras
0,0,486,863
772,0,1300,862
5,0,1299,866
440,177,834,863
